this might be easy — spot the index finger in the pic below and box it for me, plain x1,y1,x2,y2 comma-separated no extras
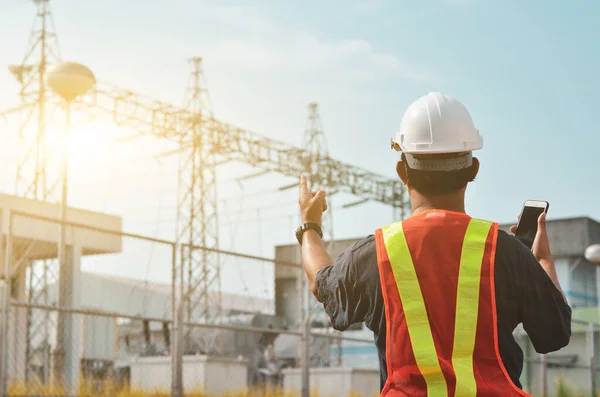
300,175,309,195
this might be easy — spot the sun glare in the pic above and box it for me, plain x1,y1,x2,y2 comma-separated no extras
68,122,110,159
44,120,113,163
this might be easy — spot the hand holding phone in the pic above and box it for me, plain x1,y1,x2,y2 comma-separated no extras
510,200,563,299
514,200,549,250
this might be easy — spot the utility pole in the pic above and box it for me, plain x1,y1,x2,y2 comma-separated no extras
9,0,62,385
176,57,222,355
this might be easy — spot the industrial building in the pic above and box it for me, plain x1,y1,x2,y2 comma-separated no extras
43,272,280,389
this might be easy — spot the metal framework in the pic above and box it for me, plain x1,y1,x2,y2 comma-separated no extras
3,0,410,378
9,0,62,384
302,103,333,243
177,57,222,354
80,83,407,206
301,103,342,366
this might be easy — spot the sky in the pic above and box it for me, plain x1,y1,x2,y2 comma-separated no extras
1,0,600,302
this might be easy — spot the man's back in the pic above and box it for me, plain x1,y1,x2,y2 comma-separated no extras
315,210,571,391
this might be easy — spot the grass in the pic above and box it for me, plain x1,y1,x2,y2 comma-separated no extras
8,378,596,397
7,380,369,397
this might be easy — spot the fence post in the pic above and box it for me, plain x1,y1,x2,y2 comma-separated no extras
540,353,548,397
0,209,12,397
589,323,596,397
0,281,7,397
301,315,310,397
171,244,183,397
301,304,320,397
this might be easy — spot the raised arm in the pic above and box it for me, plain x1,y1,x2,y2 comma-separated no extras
298,175,332,298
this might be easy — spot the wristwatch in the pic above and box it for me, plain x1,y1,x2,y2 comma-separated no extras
295,223,323,245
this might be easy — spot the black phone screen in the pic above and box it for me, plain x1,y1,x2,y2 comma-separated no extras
515,205,546,249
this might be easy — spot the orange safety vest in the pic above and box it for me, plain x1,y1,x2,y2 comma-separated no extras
375,210,531,397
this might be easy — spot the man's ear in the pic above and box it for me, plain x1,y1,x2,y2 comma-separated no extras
396,160,409,185
470,157,480,181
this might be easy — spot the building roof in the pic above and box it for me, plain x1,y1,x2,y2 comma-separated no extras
0,193,122,266
500,216,600,258
49,271,274,317
90,272,274,314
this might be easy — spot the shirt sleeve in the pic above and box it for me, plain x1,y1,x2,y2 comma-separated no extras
514,235,572,353
314,235,379,331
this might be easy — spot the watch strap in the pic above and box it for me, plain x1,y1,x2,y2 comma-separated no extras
296,223,323,245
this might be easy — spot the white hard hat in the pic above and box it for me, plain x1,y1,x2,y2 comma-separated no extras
391,92,483,171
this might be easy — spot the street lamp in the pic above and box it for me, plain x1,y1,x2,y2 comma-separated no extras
585,244,600,264
584,243,600,397
46,61,95,391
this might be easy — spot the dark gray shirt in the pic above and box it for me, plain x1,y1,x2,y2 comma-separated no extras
315,229,572,391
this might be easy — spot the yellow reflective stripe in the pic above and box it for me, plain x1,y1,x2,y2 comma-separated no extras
452,219,493,397
382,222,447,396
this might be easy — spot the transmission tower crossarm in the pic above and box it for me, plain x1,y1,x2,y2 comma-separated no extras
86,84,192,142
0,103,38,120
87,83,406,208
217,122,403,205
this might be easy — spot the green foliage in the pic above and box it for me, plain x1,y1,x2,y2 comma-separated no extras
554,377,584,397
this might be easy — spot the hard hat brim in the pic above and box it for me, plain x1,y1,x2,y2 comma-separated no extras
391,136,483,155
403,152,474,172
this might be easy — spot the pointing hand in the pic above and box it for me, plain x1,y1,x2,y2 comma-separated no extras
298,175,327,225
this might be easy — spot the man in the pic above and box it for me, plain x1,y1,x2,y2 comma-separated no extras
296,92,571,396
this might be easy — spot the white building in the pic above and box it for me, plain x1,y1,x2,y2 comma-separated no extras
45,272,274,361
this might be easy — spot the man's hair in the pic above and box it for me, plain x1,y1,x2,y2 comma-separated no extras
401,153,476,196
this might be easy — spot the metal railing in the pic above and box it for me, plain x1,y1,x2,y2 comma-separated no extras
1,209,598,397
0,209,374,397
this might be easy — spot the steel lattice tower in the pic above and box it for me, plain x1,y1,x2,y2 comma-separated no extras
12,0,61,199
302,103,333,245
301,103,344,366
176,57,222,354
9,0,62,384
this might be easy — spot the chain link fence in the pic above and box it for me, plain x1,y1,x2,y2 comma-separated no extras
0,210,598,397
0,210,376,397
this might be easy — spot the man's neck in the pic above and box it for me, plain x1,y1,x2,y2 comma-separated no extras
410,190,467,216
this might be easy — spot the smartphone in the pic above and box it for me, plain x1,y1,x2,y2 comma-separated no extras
515,200,549,250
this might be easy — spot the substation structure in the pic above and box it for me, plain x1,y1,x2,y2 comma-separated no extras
0,0,410,388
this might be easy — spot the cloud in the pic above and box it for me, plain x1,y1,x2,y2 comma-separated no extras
442,0,473,5
353,0,396,12
174,3,437,85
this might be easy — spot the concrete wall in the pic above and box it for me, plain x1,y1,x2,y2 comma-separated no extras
544,257,599,309
54,272,273,321
82,315,116,360
283,367,379,397
130,355,247,394
570,261,598,307
275,238,364,328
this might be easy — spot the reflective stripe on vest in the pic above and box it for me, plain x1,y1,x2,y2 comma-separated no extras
381,218,492,396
